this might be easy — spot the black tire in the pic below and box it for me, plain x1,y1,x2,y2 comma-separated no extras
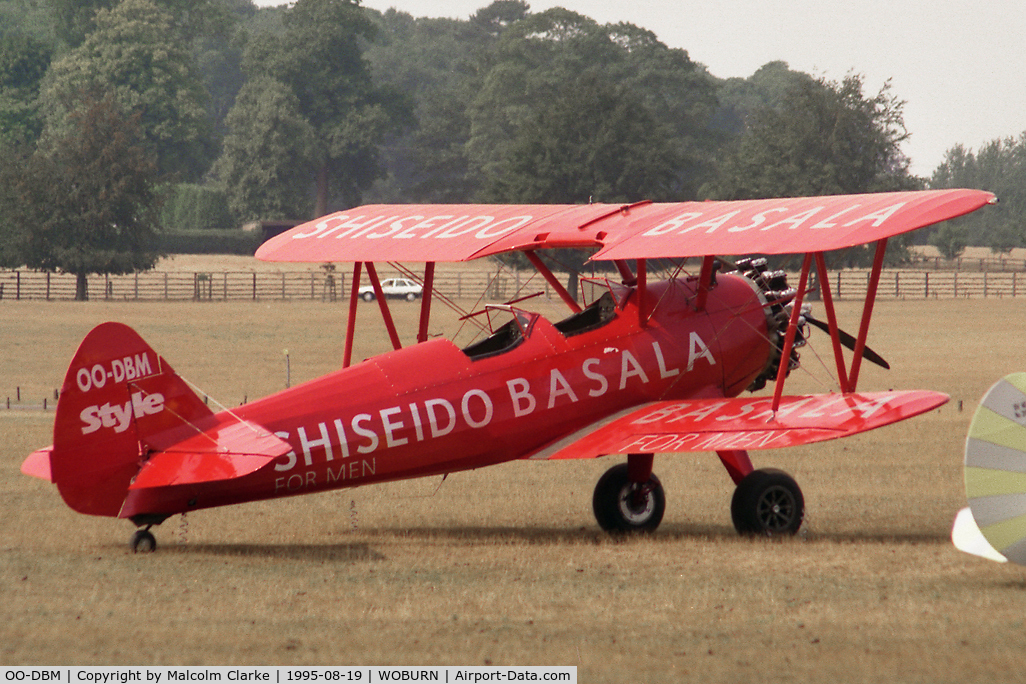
731,468,804,536
361,292,374,302
592,463,665,533
130,529,157,553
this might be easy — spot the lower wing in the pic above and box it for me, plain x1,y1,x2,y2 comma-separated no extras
528,390,948,460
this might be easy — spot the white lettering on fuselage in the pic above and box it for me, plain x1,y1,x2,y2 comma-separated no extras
74,353,157,393
80,391,165,434
270,337,718,490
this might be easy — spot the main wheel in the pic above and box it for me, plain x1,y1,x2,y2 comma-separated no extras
731,468,804,536
592,463,665,533
405,292,417,301
130,529,157,553
361,292,375,302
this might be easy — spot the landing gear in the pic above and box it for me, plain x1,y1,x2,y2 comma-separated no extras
731,468,804,536
130,527,157,553
592,462,665,533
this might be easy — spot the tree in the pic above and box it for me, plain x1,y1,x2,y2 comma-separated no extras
484,71,681,203
41,0,213,180
706,73,918,200
4,91,161,300
239,0,413,217
213,75,317,221
365,7,506,202
467,8,718,202
931,222,968,261
50,0,232,47
0,32,51,146
713,61,816,138
929,135,1026,252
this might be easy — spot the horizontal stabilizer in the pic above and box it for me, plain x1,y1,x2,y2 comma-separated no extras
532,390,948,460
130,419,291,489
21,446,53,481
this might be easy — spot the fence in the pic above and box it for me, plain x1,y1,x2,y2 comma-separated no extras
0,268,518,302
829,270,1026,300
2,267,1026,302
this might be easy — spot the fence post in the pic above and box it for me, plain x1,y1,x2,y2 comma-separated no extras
1014,272,1018,298
984,271,988,298
836,270,841,300
895,271,899,298
252,272,257,301
16,271,19,300
924,271,929,298
954,271,958,298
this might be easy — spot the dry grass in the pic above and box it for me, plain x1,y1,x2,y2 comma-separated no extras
3,282,1026,680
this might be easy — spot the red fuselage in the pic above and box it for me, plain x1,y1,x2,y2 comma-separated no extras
121,274,771,518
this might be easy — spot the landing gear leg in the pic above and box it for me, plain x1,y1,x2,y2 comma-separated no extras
592,453,665,533
130,526,157,553
717,449,754,485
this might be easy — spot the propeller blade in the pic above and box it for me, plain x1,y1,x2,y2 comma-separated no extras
804,315,890,370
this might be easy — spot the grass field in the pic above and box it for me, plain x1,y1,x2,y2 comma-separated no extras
3,289,1026,681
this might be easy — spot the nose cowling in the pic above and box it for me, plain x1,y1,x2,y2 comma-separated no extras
726,258,808,393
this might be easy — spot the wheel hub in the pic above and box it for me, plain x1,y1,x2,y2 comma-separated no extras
619,484,655,522
757,486,797,531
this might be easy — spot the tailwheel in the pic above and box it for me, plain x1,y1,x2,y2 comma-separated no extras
592,463,665,533
130,527,157,553
731,468,804,536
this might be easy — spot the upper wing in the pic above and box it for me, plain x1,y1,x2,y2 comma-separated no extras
527,390,948,460
255,189,994,264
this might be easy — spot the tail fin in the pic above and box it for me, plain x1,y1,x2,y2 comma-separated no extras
49,322,214,517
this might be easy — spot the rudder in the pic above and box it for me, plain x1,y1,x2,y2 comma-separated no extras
49,322,213,517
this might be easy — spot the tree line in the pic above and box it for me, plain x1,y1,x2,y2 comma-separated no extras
0,0,1021,298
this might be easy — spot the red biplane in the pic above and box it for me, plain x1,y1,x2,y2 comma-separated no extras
22,189,994,551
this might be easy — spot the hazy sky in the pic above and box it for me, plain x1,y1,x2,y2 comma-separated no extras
253,0,1026,178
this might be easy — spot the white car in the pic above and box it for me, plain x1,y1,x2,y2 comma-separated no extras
357,278,423,302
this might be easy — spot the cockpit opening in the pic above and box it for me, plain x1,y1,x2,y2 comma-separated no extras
554,291,617,337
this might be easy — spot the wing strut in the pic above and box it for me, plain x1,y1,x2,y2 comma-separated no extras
365,262,402,352
525,250,582,313
771,253,813,413
769,239,889,407
694,255,717,312
343,262,362,368
848,238,888,390
417,262,435,343
813,252,852,392
615,259,637,286
636,258,648,327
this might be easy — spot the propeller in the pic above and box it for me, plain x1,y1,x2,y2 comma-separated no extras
802,313,890,370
